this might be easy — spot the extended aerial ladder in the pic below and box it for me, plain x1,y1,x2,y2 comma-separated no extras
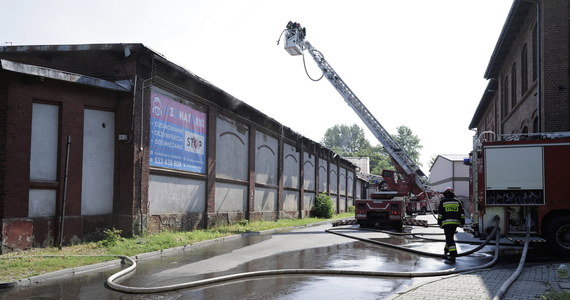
280,21,426,195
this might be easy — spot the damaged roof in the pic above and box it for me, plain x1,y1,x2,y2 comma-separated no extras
0,58,130,92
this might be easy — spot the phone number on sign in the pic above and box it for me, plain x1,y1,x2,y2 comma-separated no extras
151,157,183,168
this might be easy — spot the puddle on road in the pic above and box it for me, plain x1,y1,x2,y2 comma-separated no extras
176,241,416,300
124,233,272,280
183,230,504,299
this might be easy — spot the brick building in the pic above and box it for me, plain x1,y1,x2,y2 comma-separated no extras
469,0,569,135
0,44,358,252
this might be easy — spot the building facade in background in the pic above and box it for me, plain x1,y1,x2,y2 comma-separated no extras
428,154,469,199
469,0,569,136
0,44,358,252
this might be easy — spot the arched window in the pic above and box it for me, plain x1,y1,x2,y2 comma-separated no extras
533,117,539,133
521,44,528,94
532,27,538,81
511,63,517,108
502,76,509,117
521,120,529,135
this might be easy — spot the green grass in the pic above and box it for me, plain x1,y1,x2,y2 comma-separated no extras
542,290,570,300
0,213,352,282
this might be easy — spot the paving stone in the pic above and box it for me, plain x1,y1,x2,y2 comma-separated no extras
387,264,560,300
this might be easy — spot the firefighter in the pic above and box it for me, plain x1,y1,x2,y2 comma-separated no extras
437,187,465,262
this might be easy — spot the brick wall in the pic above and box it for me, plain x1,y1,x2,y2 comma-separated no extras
542,0,570,132
476,0,569,136
0,72,123,251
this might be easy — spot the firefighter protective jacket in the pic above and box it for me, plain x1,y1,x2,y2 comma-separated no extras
437,197,465,227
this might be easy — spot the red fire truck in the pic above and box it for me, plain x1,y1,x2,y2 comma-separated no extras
406,189,440,216
354,170,438,228
355,180,405,228
469,132,570,255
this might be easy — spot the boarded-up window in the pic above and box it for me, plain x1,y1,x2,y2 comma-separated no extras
29,103,59,217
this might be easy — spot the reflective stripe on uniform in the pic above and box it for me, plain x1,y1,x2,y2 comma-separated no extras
443,202,460,212
442,219,462,226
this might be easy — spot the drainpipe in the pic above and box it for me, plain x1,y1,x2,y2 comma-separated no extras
139,76,153,235
58,136,71,250
536,0,542,133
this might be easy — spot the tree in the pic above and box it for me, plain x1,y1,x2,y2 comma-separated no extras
428,154,438,170
321,124,423,174
322,123,392,174
322,124,370,154
393,125,423,167
352,145,394,174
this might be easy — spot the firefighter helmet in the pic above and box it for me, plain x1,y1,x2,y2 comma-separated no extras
443,187,455,197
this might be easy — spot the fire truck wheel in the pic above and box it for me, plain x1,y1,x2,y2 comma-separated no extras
544,216,570,256
420,206,427,215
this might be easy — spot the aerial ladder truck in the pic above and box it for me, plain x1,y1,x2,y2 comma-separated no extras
280,22,437,228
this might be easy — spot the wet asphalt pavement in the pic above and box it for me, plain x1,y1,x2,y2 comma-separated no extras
0,217,505,300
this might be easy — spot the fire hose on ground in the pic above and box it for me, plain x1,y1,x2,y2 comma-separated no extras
492,211,532,300
104,215,503,294
326,217,501,259
2,216,509,295
328,214,532,300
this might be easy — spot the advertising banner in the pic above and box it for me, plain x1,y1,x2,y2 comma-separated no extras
149,91,207,173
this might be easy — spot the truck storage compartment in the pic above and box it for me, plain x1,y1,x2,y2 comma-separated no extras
484,146,544,205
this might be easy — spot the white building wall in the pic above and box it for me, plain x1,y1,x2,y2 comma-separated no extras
149,175,205,213
453,161,470,198
429,155,469,198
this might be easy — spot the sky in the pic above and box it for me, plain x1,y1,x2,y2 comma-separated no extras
1,0,514,172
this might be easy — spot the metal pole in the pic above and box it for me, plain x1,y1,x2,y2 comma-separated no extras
58,136,71,250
